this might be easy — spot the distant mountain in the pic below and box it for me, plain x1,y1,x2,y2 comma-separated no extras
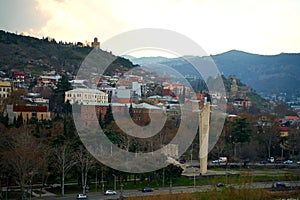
122,55,171,65
212,50,300,95
127,50,300,96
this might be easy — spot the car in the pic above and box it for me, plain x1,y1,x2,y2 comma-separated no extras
260,160,267,164
76,194,87,199
104,190,117,195
217,182,225,187
276,182,286,188
283,160,293,164
268,157,275,163
142,188,153,192
212,159,220,164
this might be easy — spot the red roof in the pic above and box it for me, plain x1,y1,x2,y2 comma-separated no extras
13,105,48,112
13,72,25,77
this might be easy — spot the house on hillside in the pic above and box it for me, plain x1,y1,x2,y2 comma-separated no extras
6,104,51,124
65,88,108,105
0,81,11,99
233,98,252,109
37,75,61,88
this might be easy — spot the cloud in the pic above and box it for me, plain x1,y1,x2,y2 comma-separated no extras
28,0,127,43
22,0,300,55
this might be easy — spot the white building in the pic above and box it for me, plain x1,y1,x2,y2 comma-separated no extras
0,81,11,98
65,88,108,105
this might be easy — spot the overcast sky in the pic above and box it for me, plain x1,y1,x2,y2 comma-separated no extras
1,0,300,56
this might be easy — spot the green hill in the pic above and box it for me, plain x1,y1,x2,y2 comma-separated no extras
0,30,135,76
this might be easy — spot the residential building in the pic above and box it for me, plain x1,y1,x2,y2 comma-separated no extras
233,98,252,109
38,75,61,87
6,104,51,124
0,80,11,99
65,88,108,105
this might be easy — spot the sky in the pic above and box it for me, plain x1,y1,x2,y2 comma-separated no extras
1,0,300,57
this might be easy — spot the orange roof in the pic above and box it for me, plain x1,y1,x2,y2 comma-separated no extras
285,116,299,121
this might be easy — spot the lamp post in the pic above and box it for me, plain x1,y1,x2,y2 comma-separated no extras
95,169,98,192
101,169,104,192
112,174,116,191
162,168,165,187
120,183,124,199
193,167,196,190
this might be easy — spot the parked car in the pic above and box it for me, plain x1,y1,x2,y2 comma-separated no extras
268,157,275,163
283,160,293,164
260,160,267,164
142,188,153,192
217,182,225,187
76,194,87,199
212,159,220,164
276,182,286,188
104,190,117,195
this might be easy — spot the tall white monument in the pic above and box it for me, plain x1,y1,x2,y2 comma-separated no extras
199,102,210,174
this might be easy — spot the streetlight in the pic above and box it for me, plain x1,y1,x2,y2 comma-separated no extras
112,174,116,191
193,167,196,190
162,168,165,187
101,169,104,192
120,183,124,199
95,169,99,192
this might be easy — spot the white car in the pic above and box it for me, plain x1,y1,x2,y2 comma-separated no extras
105,190,117,195
76,194,87,199
283,160,293,164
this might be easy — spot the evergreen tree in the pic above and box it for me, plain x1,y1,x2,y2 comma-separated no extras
129,103,133,118
104,104,113,126
16,113,23,128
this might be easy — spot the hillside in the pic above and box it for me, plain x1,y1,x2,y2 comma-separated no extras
0,30,136,76
128,50,300,96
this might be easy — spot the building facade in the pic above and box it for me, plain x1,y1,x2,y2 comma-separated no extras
0,81,11,99
65,88,109,105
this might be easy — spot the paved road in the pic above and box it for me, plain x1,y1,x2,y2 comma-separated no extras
41,181,300,200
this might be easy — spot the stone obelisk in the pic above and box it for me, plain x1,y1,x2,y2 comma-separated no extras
199,102,210,174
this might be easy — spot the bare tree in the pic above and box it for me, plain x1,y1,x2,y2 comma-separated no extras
76,146,95,194
51,143,77,196
0,128,47,200
254,115,280,158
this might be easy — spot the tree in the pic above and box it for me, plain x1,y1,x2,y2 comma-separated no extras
76,146,95,194
51,143,77,196
104,104,113,126
231,118,251,144
16,113,24,127
230,117,251,160
254,115,280,158
51,75,72,112
0,130,48,200
129,103,133,118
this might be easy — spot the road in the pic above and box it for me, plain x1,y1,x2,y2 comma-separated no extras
42,180,300,200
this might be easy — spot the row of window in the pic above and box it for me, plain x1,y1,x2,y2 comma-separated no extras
66,93,108,99
0,87,10,92
0,93,9,98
